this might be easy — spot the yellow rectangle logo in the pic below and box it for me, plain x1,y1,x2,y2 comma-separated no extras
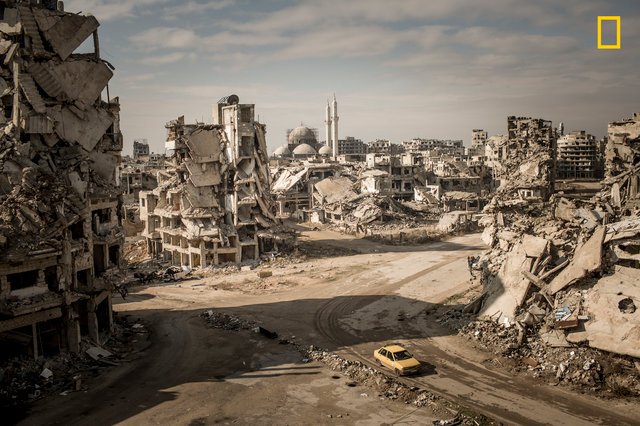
597,16,621,49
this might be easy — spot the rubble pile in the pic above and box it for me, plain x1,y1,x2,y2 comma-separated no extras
123,239,149,265
458,112,640,396
200,310,257,331
1,314,148,414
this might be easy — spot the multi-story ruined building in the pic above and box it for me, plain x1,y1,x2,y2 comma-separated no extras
468,129,488,156
402,138,464,154
367,139,398,154
272,164,338,219
605,112,640,211
0,2,123,358
365,153,420,200
139,95,276,267
132,138,150,159
606,112,640,178
498,116,556,198
338,136,366,156
556,130,600,179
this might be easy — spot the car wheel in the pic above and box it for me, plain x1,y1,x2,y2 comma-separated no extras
394,368,400,377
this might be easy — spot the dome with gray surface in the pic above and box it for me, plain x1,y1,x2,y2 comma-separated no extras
288,126,317,145
292,143,317,156
318,145,332,156
273,145,291,157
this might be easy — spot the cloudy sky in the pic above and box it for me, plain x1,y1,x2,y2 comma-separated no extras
66,0,639,155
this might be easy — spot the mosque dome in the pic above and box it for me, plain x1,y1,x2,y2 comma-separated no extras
273,145,291,157
318,145,332,156
292,143,317,156
288,126,317,145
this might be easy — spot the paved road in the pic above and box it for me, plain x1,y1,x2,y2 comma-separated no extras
19,232,640,425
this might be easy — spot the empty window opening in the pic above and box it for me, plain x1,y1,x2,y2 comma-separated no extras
8,270,38,291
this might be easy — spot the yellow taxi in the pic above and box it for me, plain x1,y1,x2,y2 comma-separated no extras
373,344,421,376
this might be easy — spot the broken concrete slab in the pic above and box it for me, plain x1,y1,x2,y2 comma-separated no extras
604,217,640,243
31,59,112,107
36,12,99,60
480,242,532,322
577,266,640,358
48,105,113,152
522,234,548,258
548,227,605,295
0,22,22,36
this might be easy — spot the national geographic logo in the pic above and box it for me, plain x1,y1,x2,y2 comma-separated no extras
597,16,621,49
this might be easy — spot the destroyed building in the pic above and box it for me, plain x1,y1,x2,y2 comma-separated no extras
460,111,640,392
489,116,556,199
139,95,280,267
468,129,488,156
556,130,602,180
0,1,123,358
132,138,149,159
271,164,339,219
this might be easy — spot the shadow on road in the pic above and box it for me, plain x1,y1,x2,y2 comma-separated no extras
16,291,471,425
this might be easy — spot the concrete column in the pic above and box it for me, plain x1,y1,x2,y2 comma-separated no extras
87,310,100,345
0,276,9,298
106,295,113,333
66,316,80,353
32,323,39,359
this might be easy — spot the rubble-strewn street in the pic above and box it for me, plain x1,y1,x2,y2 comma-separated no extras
14,229,640,425
3,1,640,424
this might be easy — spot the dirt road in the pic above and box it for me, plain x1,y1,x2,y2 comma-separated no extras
20,231,640,425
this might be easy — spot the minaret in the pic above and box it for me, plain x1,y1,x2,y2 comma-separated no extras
325,99,332,156
331,93,339,160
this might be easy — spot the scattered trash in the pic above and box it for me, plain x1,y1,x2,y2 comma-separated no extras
40,368,53,380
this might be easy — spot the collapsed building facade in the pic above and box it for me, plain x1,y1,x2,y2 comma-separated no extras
0,2,123,358
462,111,640,391
140,95,281,267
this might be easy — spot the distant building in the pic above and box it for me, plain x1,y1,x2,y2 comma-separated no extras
402,138,463,153
556,131,599,179
367,139,402,154
471,129,488,148
133,139,150,158
338,136,367,155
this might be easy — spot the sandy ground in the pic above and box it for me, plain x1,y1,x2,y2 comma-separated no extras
18,229,640,425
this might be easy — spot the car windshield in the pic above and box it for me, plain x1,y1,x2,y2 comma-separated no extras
393,350,413,360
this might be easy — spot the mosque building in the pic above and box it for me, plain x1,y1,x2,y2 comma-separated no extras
272,95,339,159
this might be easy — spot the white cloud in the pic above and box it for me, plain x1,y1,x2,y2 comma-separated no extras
131,27,199,50
64,0,171,21
139,52,188,65
162,0,235,18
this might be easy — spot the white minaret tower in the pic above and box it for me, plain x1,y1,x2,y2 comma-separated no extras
325,99,332,156
331,93,339,160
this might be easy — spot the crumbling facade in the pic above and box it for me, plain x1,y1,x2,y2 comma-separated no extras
140,95,278,267
0,2,123,358
461,111,640,394
556,130,600,180
490,116,556,198
132,138,149,159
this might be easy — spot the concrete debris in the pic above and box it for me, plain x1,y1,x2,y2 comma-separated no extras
455,111,640,396
201,310,257,331
548,226,605,295
1,315,147,412
0,1,123,398
85,346,113,361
